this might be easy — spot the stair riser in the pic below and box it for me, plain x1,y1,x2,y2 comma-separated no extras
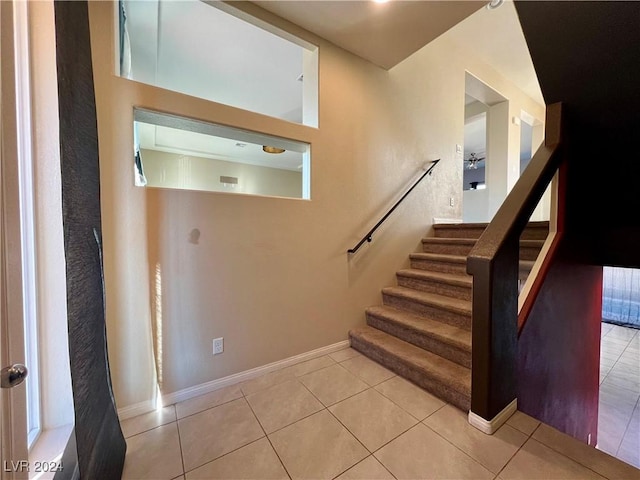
433,226,548,241
520,227,549,241
422,242,474,256
366,313,471,368
382,293,471,330
396,275,471,301
520,246,543,261
433,227,484,239
410,258,467,275
350,335,470,411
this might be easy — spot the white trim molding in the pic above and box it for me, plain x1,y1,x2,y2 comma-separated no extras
433,217,462,224
468,399,517,435
117,339,351,420
117,399,156,421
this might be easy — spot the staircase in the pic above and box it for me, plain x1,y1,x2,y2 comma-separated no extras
349,221,549,411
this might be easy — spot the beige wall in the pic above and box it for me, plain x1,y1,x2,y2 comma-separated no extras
88,2,544,408
141,149,303,199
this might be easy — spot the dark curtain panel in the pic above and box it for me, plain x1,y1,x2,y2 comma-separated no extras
54,1,126,478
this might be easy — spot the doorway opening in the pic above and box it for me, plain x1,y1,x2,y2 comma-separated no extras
462,73,508,223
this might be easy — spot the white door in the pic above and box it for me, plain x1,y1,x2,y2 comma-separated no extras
1,1,29,478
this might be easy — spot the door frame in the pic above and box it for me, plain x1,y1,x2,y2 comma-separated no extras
1,0,29,477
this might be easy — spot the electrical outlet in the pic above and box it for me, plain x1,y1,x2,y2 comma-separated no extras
449,197,455,207
213,337,224,355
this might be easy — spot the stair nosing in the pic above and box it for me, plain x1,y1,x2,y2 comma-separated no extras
396,269,472,287
350,326,470,394
365,305,471,352
382,286,471,315
410,252,467,263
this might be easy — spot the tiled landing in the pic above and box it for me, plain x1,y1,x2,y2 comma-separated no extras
119,347,639,479
599,322,640,468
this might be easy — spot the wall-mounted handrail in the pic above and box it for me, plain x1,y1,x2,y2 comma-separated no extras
347,160,440,255
466,103,564,421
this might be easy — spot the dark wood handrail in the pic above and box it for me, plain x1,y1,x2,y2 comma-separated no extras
347,160,440,255
466,103,564,421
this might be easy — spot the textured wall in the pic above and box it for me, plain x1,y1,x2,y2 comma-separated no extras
88,1,544,408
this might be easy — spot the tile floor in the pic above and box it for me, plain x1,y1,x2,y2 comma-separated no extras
120,347,640,479
598,322,640,468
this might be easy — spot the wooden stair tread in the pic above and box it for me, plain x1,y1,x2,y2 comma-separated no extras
382,286,471,316
350,326,471,395
366,305,471,352
396,269,472,288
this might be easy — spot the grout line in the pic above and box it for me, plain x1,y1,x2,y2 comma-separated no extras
494,422,541,478
174,393,244,422
419,419,497,475
615,395,640,457
174,416,187,478
181,437,266,477
243,396,293,480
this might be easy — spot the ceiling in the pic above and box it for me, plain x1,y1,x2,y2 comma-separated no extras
254,0,543,104
252,1,483,70
444,1,544,104
137,122,305,171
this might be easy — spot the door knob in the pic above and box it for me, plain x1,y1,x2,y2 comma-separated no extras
0,364,28,388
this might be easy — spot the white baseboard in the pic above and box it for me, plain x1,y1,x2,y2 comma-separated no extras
119,339,351,418
433,217,462,224
468,399,517,435
117,399,156,421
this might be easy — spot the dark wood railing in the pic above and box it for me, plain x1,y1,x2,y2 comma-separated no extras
348,160,440,255
466,103,565,421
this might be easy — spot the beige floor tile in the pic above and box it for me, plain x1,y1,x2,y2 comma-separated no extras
329,388,417,452
185,438,288,479
269,410,368,480
531,423,639,480
340,355,395,386
120,405,177,438
374,424,493,479
175,385,243,419
617,441,640,469
608,326,638,342
424,405,527,474
299,364,369,406
335,456,394,480
602,323,615,336
240,368,296,396
178,398,264,472
246,379,324,433
616,353,640,368
500,438,605,479
122,423,183,480
602,336,632,349
283,355,335,377
506,411,540,436
375,376,445,420
329,348,362,362
603,373,640,394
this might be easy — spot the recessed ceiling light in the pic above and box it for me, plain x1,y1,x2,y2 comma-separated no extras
373,0,389,4
263,146,285,154
486,0,504,10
